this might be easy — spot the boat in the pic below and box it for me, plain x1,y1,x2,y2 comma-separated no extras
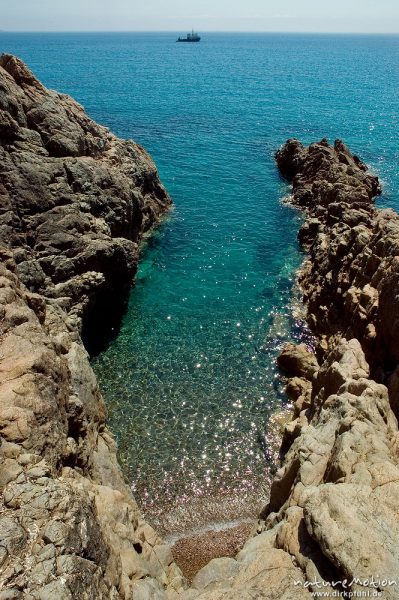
177,30,201,43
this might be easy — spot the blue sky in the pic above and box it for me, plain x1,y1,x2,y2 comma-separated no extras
1,0,398,32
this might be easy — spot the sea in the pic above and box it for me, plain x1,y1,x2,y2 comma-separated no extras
2,32,398,536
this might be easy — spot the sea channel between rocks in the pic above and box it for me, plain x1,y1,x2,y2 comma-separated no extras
1,53,399,599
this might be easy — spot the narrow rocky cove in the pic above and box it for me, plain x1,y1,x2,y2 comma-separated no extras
1,54,399,600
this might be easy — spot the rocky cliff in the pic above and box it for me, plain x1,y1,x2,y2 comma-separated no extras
0,55,185,599
1,53,399,600
0,53,171,355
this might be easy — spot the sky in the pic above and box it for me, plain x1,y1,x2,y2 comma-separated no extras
1,0,398,33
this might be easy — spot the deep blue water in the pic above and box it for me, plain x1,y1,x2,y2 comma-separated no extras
2,32,398,533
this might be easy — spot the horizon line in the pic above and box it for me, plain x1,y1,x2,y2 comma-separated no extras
1,29,399,35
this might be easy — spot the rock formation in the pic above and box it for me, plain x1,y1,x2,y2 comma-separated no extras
0,54,184,599
0,53,171,355
2,53,399,599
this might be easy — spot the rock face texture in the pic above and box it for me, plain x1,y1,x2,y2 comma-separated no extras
268,140,399,595
276,138,393,382
0,53,171,354
0,55,185,599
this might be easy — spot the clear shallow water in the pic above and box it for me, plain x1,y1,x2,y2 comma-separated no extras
2,32,399,533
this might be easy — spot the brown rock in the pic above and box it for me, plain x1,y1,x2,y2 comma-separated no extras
0,53,171,354
278,343,319,381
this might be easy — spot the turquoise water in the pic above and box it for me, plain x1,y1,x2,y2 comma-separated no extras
2,32,399,533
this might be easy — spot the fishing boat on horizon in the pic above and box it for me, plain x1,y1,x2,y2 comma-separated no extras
177,30,201,43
